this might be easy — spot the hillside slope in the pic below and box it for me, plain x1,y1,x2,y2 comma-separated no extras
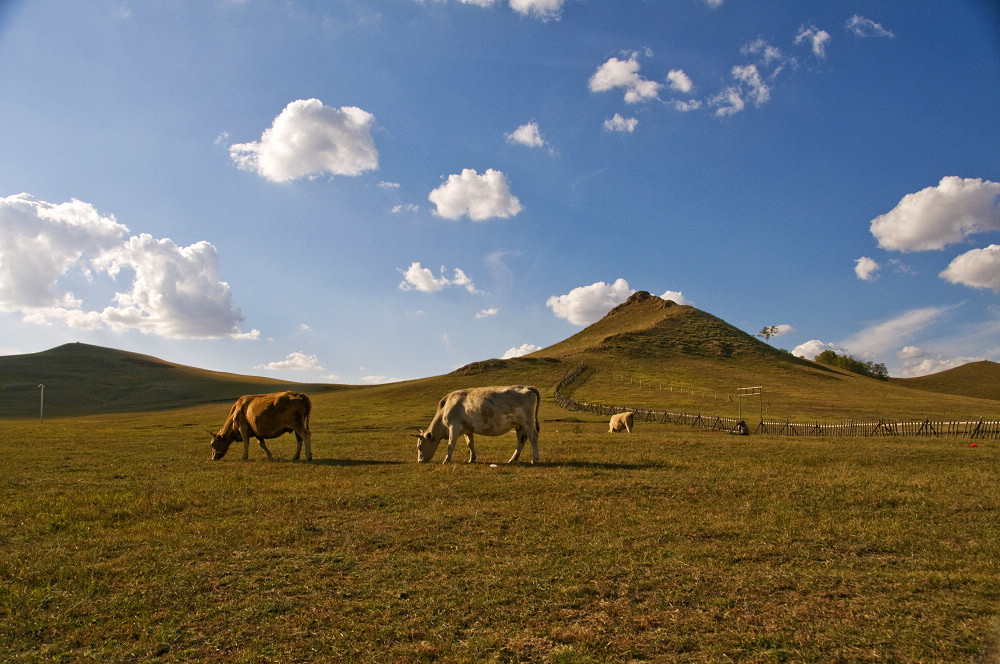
0,342,337,418
894,360,1000,401
2,294,997,423
519,292,999,423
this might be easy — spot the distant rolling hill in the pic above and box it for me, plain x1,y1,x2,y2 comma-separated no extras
0,342,339,418
893,360,1000,401
2,293,997,422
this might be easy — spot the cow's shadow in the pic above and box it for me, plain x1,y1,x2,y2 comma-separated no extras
305,458,405,467
545,460,672,471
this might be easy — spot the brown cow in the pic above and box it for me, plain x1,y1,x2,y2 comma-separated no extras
210,391,312,461
416,385,541,464
609,411,635,433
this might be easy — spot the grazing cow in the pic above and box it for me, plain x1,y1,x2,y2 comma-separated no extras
210,391,312,461
609,411,635,434
416,385,541,464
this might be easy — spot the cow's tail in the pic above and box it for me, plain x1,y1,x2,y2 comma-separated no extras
529,386,541,432
303,395,312,432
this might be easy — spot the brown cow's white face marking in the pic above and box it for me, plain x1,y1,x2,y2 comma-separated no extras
416,433,440,463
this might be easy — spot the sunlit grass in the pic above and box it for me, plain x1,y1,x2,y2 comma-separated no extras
3,400,1000,662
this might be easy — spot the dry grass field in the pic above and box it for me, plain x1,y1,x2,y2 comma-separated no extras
3,389,1000,663
3,294,1000,662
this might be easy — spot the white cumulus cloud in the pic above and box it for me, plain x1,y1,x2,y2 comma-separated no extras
589,53,661,104
870,177,1000,252
547,278,634,326
428,168,522,221
256,351,324,371
0,193,127,311
792,339,846,360
854,256,880,281
398,262,480,294
0,194,250,339
475,308,499,319
506,122,546,148
660,290,692,305
502,343,541,359
229,98,378,183
603,113,638,133
97,234,247,338
940,244,1000,292
666,69,693,93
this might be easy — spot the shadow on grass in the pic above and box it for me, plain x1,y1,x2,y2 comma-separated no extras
307,458,406,467
540,459,672,471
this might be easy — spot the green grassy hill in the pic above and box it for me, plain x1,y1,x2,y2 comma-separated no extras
0,342,340,418
894,360,1000,401
2,293,997,423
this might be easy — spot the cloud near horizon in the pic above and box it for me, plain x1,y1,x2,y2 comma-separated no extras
792,339,846,360
896,345,984,378
0,194,253,339
256,351,324,371
229,99,378,183
502,343,541,359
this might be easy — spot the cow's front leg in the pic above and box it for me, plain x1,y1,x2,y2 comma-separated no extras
242,437,251,461
466,433,476,464
257,437,274,460
444,429,458,463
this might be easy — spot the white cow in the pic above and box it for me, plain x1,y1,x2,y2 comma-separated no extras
416,385,541,464
609,411,635,434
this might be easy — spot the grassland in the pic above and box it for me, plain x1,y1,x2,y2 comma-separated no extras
3,382,1000,663
4,295,1000,662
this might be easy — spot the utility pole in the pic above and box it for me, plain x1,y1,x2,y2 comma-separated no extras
38,384,44,422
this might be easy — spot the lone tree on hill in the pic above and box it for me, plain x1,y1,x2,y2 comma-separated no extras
757,325,780,342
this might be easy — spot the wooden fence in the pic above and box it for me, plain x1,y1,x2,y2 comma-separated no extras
554,363,1000,440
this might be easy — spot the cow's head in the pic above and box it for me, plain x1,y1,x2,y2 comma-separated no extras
416,431,440,463
209,432,234,460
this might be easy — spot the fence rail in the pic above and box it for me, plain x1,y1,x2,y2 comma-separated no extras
554,364,1000,439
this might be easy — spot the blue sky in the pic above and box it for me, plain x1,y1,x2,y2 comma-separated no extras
1,0,998,383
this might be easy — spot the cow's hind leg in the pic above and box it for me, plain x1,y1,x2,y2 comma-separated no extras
508,427,526,464
292,432,302,461
257,437,275,460
301,428,312,462
465,433,476,464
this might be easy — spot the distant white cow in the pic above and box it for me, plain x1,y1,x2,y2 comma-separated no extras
609,411,635,434
416,385,541,464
